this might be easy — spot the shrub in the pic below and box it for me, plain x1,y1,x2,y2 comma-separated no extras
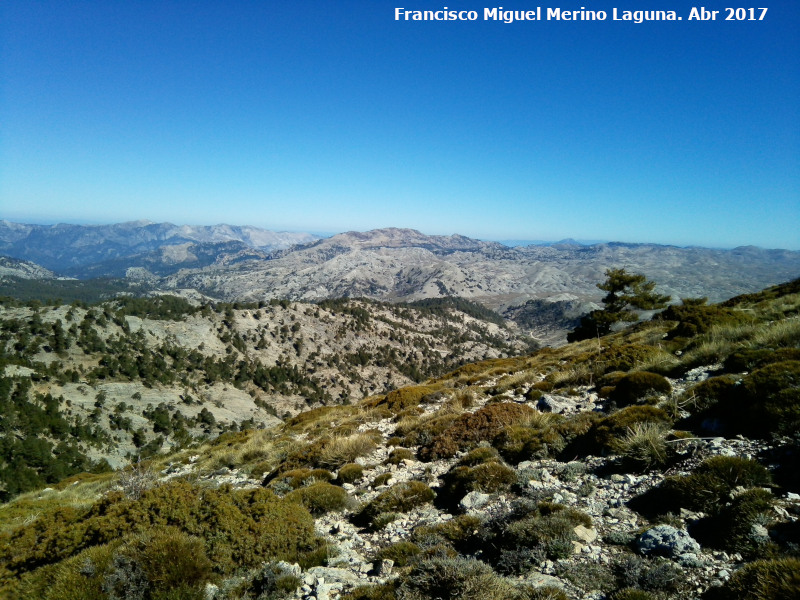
723,348,800,373
691,488,777,557
493,422,566,463
395,556,515,600
374,541,422,567
0,481,326,583
412,515,483,549
586,406,673,456
608,372,672,407
340,584,399,600
612,590,656,600
371,473,393,488
354,481,435,529
378,386,439,414
336,463,364,485
630,455,772,518
385,448,415,465
704,557,800,600
475,501,592,574
268,468,334,491
737,360,800,437
612,422,671,471
419,403,537,461
613,554,683,593
438,461,516,509
681,375,739,414
284,482,353,516
457,446,501,466
598,344,664,374
516,586,569,600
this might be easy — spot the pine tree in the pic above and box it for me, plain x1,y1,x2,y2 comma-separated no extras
568,268,670,342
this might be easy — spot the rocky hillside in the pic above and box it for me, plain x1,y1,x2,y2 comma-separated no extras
1,279,797,600
4,222,800,344
161,229,800,314
0,294,533,485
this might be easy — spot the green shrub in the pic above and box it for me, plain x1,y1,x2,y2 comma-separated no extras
268,468,334,491
586,406,673,456
737,360,800,437
438,461,516,509
682,375,739,414
340,584,398,600
395,556,515,600
516,586,569,600
385,449,415,465
412,515,483,550
457,446,501,466
284,482,353,516
378,386,439,414
630,455,772,518
371,472,393,488
336,463,364,484
419,403,537,461
493,423,566,463
692,488,777,557
474,501,592,574
374,541,422,567
0,481,326,585
612,590,656,600
598,344,664,374
613,554,684,594
608,372,672,407
704,557,800,600
354,481,435,529
724,348,800,373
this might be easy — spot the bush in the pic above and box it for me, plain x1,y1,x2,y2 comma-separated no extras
613,554,683,593
493,422,567,463
686,361,800,438
474,501,593,574
377,386,439,414
284,482,353,516
395,556,515,600
586,406,673,456
267,468,334,491
723,348,800,373
371,472,393,488
457,446,501,466
691,488,777,557
385,449,415,465
0,481,326,584
630,455,772,518
608,372,672,407
704,557,800,600
374,541,422,567
419,403,537,461
354,481,435,529
336,463,364,485
438,461,516,509
340,584,399,600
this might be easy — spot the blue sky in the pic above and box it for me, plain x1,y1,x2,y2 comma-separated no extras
1,1,798,249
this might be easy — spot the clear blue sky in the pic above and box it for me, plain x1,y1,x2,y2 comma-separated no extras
1,1,798,249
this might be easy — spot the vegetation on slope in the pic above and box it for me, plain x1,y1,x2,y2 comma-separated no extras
0,276,798,599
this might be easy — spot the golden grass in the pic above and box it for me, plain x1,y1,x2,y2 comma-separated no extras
316,431,380,469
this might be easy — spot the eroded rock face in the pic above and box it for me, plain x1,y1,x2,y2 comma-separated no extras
637,525,701,558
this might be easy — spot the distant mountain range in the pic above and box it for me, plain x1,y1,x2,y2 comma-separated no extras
2,220,799,343
0,220,318,276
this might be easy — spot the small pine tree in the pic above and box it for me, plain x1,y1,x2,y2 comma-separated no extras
568,269,669,342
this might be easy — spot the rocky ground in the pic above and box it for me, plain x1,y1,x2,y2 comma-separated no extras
140,363,799,600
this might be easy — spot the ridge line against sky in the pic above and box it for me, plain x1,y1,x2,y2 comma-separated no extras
1,1,798,249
